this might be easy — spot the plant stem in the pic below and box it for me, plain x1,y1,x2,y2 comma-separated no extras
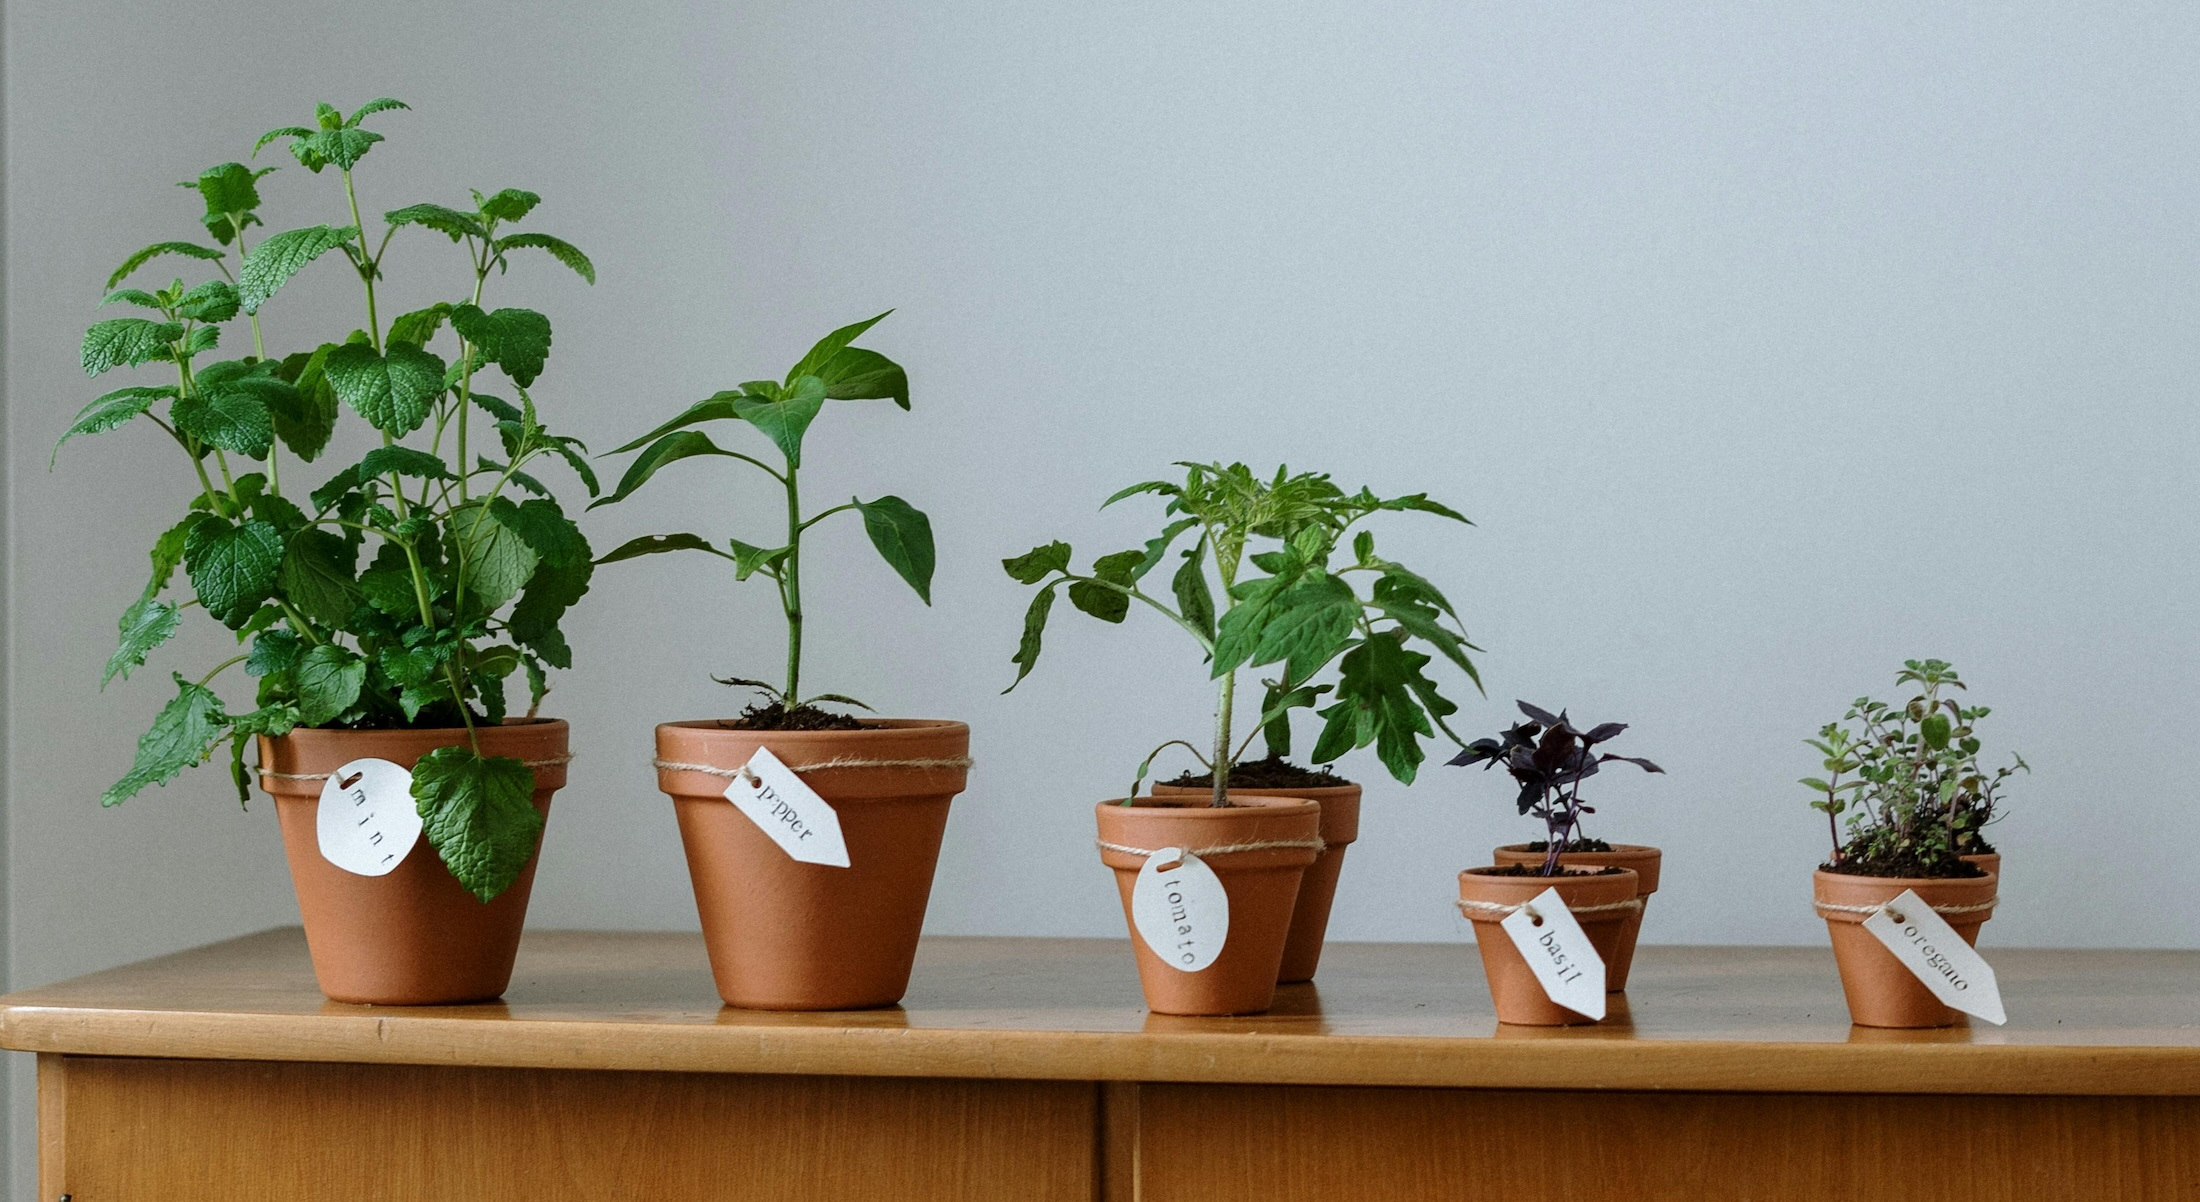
782,462,804,703
340,170,382,351
1210,672,1235,808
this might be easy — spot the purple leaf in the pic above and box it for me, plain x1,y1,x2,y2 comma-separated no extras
1582,722,1628,744
1600,754,1664,773
1516,700,1562,727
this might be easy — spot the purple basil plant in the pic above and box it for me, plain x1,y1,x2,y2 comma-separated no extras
1449,702,1663,876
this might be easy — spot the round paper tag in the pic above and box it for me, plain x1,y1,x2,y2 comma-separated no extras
316,758,424,877
1130,846,1229,973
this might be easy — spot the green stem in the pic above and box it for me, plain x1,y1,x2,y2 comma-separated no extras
197,653,250,688
340,169,382,351
275,599,325,646
782,462,803,703
1211,671,1235,808
456,257,489,504
797,502,857,532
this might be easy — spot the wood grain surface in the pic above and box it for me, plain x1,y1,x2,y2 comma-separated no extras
5,929,2199,1096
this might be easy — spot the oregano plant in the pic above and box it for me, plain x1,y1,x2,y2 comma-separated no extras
1003,462,1481,806
1804,658,2025,878
591,313,933,727
58,98,600,901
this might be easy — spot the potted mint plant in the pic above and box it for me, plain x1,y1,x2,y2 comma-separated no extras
60,98,598,1005
1805,659,2023,1027
1003,462,1479,1013
1450,705,1662,1022
592,313,967,1011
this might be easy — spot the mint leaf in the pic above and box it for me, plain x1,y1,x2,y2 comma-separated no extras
449,500,541,612
496,499,587,568
347,97,410,125
270,347,341,462
413,747,543,902
855,495,934,604
82,318,182,376
188,162,267,232
295,644,367,726
1002,541,1072,585
493,232,594,284
508,554,592,669
54,386,175,462
277,528,361,625
144,514,208,602
358,444,454,482
103,674,229,806
104,597,181,687
450,304,552,387
385,204,484,242
476,188,540,222
183,517,284,627
323,341,446,435
106,241,225,290
386,302,454,345
172,384,274,460
238,225,357,314
245,629,304,679
175,280,240,323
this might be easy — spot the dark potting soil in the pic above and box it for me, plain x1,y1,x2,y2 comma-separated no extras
1819,853,1987,879
1163,756,1351,790
1474,863,1628,878
717,701,868,732
1524,838,1617,853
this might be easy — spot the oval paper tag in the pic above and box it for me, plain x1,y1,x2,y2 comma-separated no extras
1131,847,1229,973
316,758,423,877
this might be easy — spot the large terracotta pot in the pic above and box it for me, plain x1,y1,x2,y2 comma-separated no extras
1456,866,1639,1026
1096,794,1321,1016
1152,781,1360,982
258,719,568,1005
1493,842,1661,992
655,719,969,1011
1814,869,1998,1028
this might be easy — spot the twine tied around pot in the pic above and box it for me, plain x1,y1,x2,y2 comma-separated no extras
256,753,576,783
1455,896,1644,920
652,755,974,780
1093,838,1327,861
1812,898,1998,919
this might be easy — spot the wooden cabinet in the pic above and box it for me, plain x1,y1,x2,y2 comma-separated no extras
7,931,2198,1200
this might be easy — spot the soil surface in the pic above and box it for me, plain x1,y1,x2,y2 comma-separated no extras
718,701,868,732
1523,838,1616,853
1819,852,1987,879
1164,756,1351,789
1474,863,1628,878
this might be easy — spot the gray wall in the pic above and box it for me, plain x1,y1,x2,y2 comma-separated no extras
8,0,2200,1193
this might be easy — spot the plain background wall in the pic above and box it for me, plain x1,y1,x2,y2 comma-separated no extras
8,0,2200,1192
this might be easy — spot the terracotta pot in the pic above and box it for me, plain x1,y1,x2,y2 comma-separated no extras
1814,869,1998,1028
1096,794,1321,1015
1456,866,1640,1026
655,719,969,1011
1493,843,1661,992
1152,780,1360,982
258,719,568,1005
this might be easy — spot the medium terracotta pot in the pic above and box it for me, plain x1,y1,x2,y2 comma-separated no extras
655,719,969,1011
1456,866,1639,1026
258,719,568,1005
1493,843,1660,992
1152,780,1360,983
1814,869,1998,1029
1096,794,1321,1015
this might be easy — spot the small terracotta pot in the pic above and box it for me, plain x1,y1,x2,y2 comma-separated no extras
1096,794,1321,1015
1152,781,1360,982
1493,843,1661,992
656,719,969,1011
1456,866,1639,1026
1814,869,1998,1028
258,719,568,1005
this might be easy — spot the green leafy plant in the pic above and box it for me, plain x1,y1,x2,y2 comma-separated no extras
1803,659,2026,878
59,98,599,901
1003,462,1481,806
591,314,931,727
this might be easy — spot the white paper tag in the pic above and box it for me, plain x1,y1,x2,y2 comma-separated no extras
1498,886,1607,1020
315,758,423,877
1861,889,2006,1025
723,745,849,867
1131,847,1230,973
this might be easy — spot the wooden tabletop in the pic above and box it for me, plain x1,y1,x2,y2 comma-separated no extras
5,930,2197,1097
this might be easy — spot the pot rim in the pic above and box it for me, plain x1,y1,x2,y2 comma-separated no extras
1493,842,1660,856
266,716,568,739
1811,867,1996,889
1148,778,1361,796
1459,864,1639,880
1099,794,1322,815
656,718,968,739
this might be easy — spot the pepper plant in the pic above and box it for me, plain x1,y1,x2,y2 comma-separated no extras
1804,658,2025,877
58,98,599,901
591,314,933,728
1451,703,1663,875
1003,462,1480,806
